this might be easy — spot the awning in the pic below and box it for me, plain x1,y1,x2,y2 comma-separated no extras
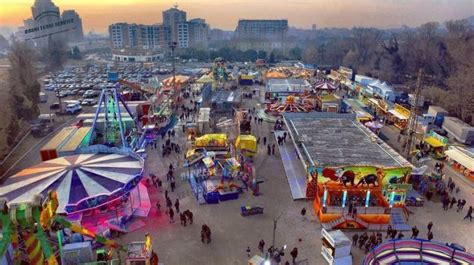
445,148,474,171
388,109,408,120
424,136,445,148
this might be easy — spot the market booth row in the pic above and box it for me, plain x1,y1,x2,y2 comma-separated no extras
444,146,474,182
284,112,413,230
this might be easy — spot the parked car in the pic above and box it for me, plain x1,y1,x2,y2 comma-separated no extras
49,102,61,110
81,99,98,106
65,103,82,114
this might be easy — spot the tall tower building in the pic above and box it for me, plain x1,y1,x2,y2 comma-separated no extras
162,5,187,43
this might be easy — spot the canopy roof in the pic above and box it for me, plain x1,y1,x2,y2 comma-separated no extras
196,74,213,83
314,81,337,90
0,153,143,213
162,75,190,86
445,147,474,171
424,136,445,148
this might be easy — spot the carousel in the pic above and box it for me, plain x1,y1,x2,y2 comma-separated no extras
265,95,315,115
0,153,144,214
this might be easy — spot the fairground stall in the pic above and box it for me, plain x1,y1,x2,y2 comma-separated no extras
264,78,312,102
444,146,474,182
422,130,448,159
387,104,410,130
284,112,413,230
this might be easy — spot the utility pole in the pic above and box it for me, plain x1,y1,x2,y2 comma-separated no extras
169,41,178,92
404,68,424,159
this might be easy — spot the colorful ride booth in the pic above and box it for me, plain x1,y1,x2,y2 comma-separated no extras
283,112,413,231
422,130,448,159
200,157,243,204
387,103,410,130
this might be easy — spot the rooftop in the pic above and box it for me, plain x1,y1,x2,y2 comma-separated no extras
266,78,311,93
284,112,410,168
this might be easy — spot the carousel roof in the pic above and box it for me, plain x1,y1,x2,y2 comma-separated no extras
0,153,143,213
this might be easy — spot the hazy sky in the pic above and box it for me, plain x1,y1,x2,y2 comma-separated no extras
1,0,473,33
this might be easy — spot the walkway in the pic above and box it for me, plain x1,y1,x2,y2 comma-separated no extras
274,131,307,200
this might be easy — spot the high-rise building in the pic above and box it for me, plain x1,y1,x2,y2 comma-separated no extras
162,6,187,43
17,0,83,48
177,19,210,49
235,19,288,39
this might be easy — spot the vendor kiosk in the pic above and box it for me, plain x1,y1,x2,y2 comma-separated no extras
388,104,410,130
321,229,352,265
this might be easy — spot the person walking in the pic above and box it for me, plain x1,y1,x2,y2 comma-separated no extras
272,144,276,155
427,231,433,241
169,208,174,223
301,208,307,220
263,137,267,146
352,234,359,246
464,206,473,221
427,221,433,232
175,198,180,213
258,239,265,252
166,197,172,214
201,225,207,243
156,200,161,213
290,247,298,264
450,197,456,209
267,144,271,155
180,213,187,226
246,246,251,257
397,232,404,239
411,226,419,239
170,176,176,192
187,210,194,224
385,225,392,239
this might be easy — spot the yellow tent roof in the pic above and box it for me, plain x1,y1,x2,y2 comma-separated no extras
196,74,213,83
424,136,445,148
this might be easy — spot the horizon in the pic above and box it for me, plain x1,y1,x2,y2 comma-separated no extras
0,0,473,34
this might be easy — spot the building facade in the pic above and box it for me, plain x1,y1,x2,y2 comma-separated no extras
109,6,209,51
234,19,288,52
235,19,288,39
17,0,83,48
109,23,170,50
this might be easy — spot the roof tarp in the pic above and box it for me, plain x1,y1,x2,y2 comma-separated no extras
389,109,408,120
424,136,445,148
445,148,474,171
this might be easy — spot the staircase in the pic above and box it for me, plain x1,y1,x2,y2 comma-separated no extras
322,216,346,230
390,207,411,231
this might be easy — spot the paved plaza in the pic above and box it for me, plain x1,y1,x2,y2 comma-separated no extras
114,89,474,264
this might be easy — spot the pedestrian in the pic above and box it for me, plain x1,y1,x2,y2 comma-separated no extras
390,229,397,239
427,231,433,241
352,207,357,218
201,225,207,243
267,144,271,155
246,246,251,257
397,232,404,239
157,179,162,192
427,221,433,232
411,226,419,239
385,224,392,239
170,176,176,192
272,144,275,155
352,234,359,246
464,206,473,221
450,197,456,209
175,198,180,213
263,137,267,145
290,247,298,264
165,189,169,200
258,239,265,252
365,241,371,254
153,141,157,149
301,208,306,220
169,208,174,223
283,131,287,142
205,225,211,243
166,197,172,213
156,200,161,212
180,213,186,226
187,210,194,224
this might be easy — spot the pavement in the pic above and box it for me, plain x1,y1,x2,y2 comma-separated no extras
2,81,473,264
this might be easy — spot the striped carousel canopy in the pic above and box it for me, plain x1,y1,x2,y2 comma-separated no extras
0,153,143,213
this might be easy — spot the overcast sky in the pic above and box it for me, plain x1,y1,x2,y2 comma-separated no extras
1,0,473,33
